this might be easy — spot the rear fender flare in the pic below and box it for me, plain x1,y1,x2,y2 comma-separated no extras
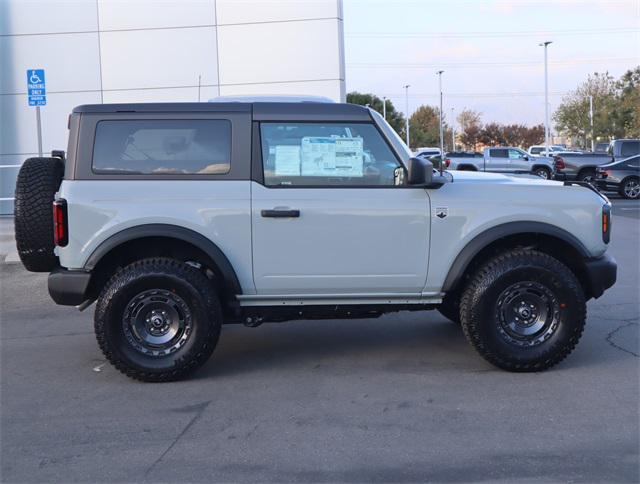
84,224,242,295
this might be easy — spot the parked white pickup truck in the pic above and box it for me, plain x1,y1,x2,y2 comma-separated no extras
446,147,557,179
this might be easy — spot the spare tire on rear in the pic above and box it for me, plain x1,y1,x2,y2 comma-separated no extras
14,157,64,272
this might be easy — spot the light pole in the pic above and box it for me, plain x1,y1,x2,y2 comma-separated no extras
540,41,552,154
403,85,410,148
382,96,387,120
437,71,445,166
589,95,594,151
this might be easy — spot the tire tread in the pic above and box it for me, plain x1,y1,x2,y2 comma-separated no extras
94,258,221,382
460,248,586,372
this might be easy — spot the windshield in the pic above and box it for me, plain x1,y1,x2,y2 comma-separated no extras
369,109,412,165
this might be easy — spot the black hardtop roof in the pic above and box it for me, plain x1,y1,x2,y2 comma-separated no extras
72,102,372,121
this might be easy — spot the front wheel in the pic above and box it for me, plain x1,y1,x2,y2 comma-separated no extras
620,177,640,199
460,249,586,372
95,258,222,382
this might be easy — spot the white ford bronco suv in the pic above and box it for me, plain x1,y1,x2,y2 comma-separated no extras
14,100,617,382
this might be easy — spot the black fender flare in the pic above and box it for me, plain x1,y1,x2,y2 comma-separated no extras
442,221,590,292
84,224,242,295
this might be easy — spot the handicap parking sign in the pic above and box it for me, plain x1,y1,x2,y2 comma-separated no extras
27,69,46,106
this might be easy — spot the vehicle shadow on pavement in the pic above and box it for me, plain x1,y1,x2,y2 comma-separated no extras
194,314,496,379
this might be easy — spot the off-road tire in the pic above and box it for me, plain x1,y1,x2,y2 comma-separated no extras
460,249,586,372
95,258,222,382
14,157,64,272
438,291,461,325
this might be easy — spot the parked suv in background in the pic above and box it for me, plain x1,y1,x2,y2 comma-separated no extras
608,139,640,160
553,139,640,182
14,100,616,381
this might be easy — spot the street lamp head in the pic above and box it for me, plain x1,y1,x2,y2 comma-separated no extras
436,70,444,75
539,41,553,47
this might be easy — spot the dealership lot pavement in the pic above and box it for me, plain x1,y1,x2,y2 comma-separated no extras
1,198,638,483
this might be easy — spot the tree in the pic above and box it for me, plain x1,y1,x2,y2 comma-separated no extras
553,71,629,148
457,108,482,150
479,122,506,146
460,124,481,151
456,109,482,132
347,92,405,138
409,105,447,149
522,124,545,147
614,66,640,138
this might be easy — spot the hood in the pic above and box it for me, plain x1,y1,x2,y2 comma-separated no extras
448,170,562,186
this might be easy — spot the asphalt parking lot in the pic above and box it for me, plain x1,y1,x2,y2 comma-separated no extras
1,198,638,483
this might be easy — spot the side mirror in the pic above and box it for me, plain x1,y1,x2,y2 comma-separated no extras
407,157,434,186
524,155,529,161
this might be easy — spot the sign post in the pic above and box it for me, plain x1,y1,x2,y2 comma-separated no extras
27,69,46,157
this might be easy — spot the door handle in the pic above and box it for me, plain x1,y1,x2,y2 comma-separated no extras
261,209,300,218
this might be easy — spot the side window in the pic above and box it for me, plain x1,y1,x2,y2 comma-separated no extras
491,149,508,158
92,119,231,175
621,141,640,157
508,149,524,159
260,122,401,187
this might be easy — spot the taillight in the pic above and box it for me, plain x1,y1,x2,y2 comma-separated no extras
53,199,68,247
602,204,611,244
554,156,565,170
445,158,451,168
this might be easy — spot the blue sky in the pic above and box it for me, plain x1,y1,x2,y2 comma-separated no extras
343,0,640,128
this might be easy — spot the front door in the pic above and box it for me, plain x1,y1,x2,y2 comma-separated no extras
251,121,431,296
508,148,530,172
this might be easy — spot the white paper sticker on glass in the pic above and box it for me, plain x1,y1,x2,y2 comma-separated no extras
335,138,364,177
274,145,301,176
301,137,363,177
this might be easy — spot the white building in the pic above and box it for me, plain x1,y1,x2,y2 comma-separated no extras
0,0,346,213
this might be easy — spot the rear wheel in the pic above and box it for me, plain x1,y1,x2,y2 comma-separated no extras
460,249,586,372
14,157,64,272
534,167,551,179
620,177,640,199
95,258,221,382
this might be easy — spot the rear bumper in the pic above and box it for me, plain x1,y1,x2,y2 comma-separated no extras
583,253,617,299
553,171,578,181
48,267,92,306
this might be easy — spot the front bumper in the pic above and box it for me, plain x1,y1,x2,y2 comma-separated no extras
583,253,617,299
48,267,92,306
595,179,620,192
